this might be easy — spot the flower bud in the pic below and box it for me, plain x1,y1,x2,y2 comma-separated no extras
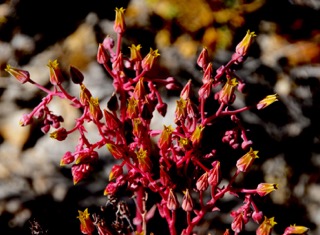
181,189,193,212
109,164,123,181
70,65,84,84
196,172,209,191
102,35,115,50
47,59,64,85
60,151,75,166
167,189,179,211
19,114,33,126
5,64,30,84
208,161,221,186
252,211,263,224
257,94,278,110
156,102,167,117
197,47,209,69
97,43,109,65
106,143,126,159
72,163,91,184
107,92,119,112
180,79,192,100
80,84,92,106
50,127,68,141
104,182,117,195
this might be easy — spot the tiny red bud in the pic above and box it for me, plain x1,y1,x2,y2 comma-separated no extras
109,164,123,181
181,189,193,212
70,65,84,84
50,127,68,141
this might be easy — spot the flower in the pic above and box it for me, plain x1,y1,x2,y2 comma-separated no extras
283,225,309,235
5,64,30,84
80,84,92,106
129,44,142,62
235,30,256,57
256,183,278,197
136,147,152,172
47,59,64,85
114,7,126,34
218,77,238,105
89,97,103,121
175,97,187,122
256,217,277,235
158,125,174,149
77,208,95,234
190,124,205,145
133,77,146,100
127,97,139,118
257,94,278,110
236,148,259,172
141,48,160,71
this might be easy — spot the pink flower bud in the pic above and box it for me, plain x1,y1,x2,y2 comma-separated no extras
252,211,263,224
197,47,209,69
5,64,30,84
60,151,75,166
196,172,209,191
167,189,179,211
181,189,193,212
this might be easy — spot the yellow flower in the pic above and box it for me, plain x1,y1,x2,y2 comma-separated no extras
256,183,278,196
77,208,95,234
47,59,64,85
129,44,142,61
235,30,256,56
158,125,174,149
190,124,205,145
5,64,30,84
257,94,278,110
219,77,238,104
141,48,160,71
236,148,259,172
256,217,277,235
89,97,103,121
284,224,309,235
136,147,151,172
114,7,126,33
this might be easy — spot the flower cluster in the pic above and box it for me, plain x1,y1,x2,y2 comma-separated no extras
5,7,309,235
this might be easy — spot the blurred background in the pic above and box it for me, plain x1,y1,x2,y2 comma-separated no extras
0,0,320,234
